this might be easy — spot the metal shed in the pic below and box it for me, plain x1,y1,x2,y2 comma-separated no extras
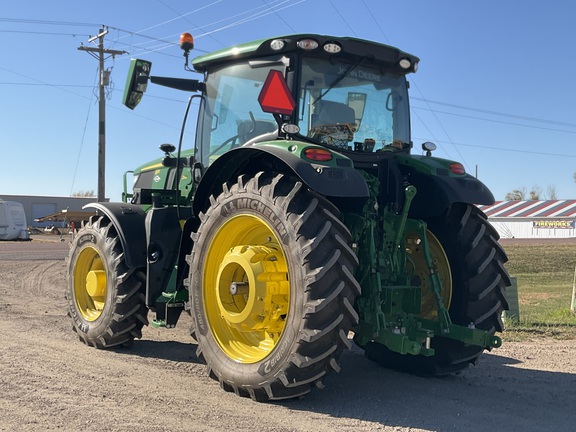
0,195,100,229
477,200,576,239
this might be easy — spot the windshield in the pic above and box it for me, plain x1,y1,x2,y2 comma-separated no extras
299,57,410,152
195,58,285,167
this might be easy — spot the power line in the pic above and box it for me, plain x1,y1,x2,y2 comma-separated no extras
120,0,224,36
155,0,228,48
412,105,576,134
413,137,576,159
0,82,93,87
328,0,356,35
0,29,90,36
360,0,469,169
70,68,99,196
261,0,296,32
412,97,576,129
195,0,306,39
0,17,100,27
0,65,92,100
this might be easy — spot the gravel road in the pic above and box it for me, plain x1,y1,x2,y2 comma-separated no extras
1,237,575,432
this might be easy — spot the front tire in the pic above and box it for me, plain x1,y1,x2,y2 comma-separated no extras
188,173,360,401
364,203,510,375
66,215,148,348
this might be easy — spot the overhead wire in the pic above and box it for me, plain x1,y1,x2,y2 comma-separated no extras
411,105,576,134
102,0,304,59
156,0,228,48
413,137,576,159
261,0,297,32
0,17,100,27
195,0,306,39
360,0,468,167
70,67,99,195
412,97,576,129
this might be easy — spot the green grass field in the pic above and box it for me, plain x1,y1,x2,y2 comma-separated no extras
500,241,576,340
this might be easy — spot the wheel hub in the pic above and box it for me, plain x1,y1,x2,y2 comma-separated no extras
86,270,106,297
216,245,289,333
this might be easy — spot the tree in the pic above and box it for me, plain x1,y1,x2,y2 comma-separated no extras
529,186,542,200
505,188,526,201
546,185,558,200
505,185,558,201
72,190,95,197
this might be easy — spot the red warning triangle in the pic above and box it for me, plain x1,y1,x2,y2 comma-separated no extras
258,70,295,116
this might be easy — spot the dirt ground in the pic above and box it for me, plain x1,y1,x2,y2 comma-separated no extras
1,236,575,432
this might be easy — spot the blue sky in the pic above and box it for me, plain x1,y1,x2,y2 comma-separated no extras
1,0,576,202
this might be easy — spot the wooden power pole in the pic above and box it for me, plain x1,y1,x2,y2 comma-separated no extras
78,28,127,202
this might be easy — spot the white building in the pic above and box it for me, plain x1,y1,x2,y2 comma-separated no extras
0,195,99,229
477,200,576,239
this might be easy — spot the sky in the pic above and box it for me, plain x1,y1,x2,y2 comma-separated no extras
1,0,576,202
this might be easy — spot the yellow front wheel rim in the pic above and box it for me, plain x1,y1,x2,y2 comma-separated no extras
204,214,290,364
73,247,107,321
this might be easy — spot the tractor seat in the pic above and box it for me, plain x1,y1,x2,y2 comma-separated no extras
312,100,355,127
237,120,277,145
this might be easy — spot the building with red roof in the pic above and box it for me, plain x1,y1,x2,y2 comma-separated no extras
477,200,576,239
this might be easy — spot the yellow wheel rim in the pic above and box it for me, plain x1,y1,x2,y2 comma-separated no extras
73,246,107,321
204,214,290,364
406,230,452,320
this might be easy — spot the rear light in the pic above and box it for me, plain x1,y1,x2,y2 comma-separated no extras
323,42,341,54
297,39,319,50
270,39,285,50
449,163,465,175
399,58,412,69
304,148,333,162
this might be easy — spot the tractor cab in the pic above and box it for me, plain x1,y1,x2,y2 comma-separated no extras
192,35,417,169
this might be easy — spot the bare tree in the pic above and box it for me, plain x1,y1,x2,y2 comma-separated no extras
505,185,557,201
545,185,558,200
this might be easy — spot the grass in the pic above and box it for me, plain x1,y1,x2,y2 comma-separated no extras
500,242,576,341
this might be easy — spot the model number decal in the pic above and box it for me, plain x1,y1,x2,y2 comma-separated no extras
77,234,96,245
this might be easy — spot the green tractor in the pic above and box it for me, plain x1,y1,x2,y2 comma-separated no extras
66,33,510,401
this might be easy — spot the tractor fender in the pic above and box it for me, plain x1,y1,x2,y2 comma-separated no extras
405,170,495,218
83,202,147,268
193,145,369,216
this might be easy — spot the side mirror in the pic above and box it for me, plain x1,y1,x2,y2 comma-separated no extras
123,59,152,110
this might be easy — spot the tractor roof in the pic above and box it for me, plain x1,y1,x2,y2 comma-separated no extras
191,34,419,74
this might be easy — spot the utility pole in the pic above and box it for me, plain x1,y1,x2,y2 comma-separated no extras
78,27,128,202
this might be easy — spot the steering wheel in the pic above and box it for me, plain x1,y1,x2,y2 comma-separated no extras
206,135,240,160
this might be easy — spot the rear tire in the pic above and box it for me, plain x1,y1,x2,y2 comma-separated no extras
66,215,148,348
188,173,360,401
364,203,510,376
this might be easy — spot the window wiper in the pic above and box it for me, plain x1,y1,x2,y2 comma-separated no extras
313,56,368,105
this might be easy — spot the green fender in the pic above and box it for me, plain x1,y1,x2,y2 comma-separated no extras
83,202,147,268
193,145,369,216
396,154,495,217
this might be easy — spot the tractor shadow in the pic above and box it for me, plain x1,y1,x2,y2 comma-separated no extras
126,339,203,365
280,346,576,432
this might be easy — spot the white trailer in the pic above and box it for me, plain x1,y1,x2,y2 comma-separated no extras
0,200,30,240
